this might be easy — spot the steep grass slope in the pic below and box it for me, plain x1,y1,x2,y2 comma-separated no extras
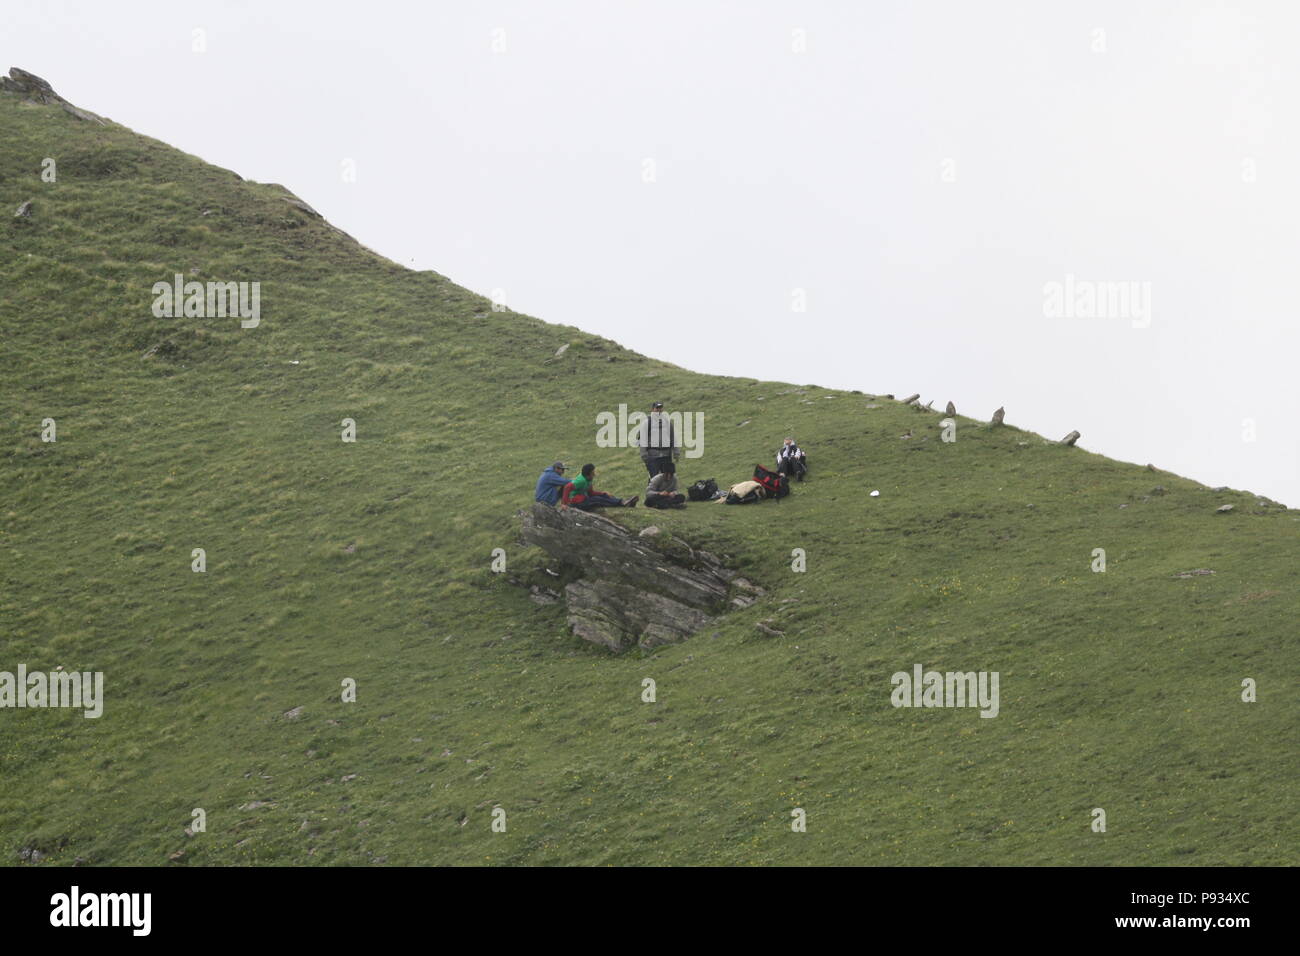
1,84,1296,866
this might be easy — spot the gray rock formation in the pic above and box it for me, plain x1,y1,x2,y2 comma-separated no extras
991,406,1005,425
519,502,762,651
1060,430,1081,446
900,393,920,405
945,401,956,416
528,585,560,605
14,199,32,220
283,197,321,217
1,68,107,124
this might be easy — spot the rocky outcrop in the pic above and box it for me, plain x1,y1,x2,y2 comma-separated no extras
519,502,763,652
1,68,107,124
1,68,60,102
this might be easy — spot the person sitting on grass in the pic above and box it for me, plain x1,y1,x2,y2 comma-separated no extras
534,460,570,506
776,438,807,481
560,463,638,510
645,460,686,509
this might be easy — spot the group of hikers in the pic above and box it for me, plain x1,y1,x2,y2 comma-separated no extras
532,400,809,511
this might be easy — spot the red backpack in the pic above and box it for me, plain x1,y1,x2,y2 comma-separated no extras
753,464,790,500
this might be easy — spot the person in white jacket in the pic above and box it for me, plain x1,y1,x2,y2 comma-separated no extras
776,438,807,481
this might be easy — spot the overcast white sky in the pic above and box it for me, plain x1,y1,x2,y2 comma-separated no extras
6,0,1298,505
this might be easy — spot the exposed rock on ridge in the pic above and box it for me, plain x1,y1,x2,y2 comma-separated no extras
1,68,108,124
519,502,763,651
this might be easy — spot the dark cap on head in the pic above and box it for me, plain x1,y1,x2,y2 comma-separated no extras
553,461,566,471
651,401,664,409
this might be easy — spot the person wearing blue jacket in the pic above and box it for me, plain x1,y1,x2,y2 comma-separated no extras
534,461,570,505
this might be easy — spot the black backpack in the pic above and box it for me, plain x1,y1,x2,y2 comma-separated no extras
687,478,718,502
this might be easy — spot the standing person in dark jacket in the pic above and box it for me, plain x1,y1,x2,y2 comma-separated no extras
534,461,570,505
638,401,680,478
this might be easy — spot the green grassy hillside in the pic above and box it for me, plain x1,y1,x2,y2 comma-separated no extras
2,84,1296,866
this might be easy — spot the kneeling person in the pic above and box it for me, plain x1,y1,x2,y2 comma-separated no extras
645,461,686,509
